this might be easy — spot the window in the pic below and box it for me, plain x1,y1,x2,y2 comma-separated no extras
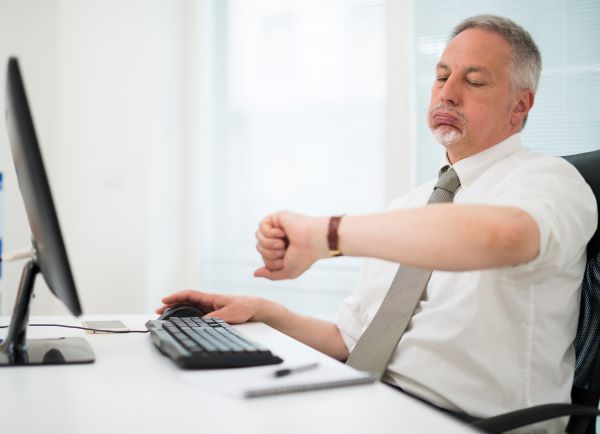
197,0,387,319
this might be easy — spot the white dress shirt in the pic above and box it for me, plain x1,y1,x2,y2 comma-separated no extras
336,134,597,433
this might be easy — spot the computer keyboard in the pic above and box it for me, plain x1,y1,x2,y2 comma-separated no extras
145,317,283,369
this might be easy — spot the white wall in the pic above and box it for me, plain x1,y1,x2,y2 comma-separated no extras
52,0,188,315
0,0,197,315
385,0,414,202
0,0,59,314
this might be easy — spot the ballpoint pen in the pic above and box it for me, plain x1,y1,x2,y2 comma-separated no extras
273,362,319,378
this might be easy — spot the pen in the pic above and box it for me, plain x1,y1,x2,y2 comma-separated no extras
273,362,319,378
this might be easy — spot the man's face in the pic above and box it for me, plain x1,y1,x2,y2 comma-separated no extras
427,28,532,163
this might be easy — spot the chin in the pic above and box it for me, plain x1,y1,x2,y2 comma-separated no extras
432,126,463,147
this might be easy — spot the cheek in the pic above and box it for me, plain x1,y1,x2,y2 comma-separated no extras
493,100,516,127
465,96,511,125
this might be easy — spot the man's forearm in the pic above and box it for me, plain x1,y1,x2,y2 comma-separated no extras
337,204,540,271
257,299,349,361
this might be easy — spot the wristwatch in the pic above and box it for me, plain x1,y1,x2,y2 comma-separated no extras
327,216,344,257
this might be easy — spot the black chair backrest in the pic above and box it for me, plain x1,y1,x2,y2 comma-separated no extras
564,151,600,258
563,150,600,434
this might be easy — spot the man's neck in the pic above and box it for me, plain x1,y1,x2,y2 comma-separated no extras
445,132,518,164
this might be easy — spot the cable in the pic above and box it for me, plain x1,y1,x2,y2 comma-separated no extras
0,248,35,263
0,323,149,333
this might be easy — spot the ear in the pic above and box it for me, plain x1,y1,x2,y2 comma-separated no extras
511,89,535,128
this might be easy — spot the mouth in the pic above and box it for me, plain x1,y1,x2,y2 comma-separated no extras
432,112,462,130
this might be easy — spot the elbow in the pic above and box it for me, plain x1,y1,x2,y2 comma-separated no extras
488,209,540,266
336,342,350,362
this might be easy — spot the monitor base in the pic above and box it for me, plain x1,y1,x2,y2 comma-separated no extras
0,337,94,366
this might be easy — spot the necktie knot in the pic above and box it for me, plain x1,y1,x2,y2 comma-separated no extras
436,166,461,193
429,166,461,204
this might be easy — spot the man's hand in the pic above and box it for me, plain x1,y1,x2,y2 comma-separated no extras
156,290,272,324
155,289,349,361
253,211,329,280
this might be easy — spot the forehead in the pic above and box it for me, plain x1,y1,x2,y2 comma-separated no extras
439,28,512,75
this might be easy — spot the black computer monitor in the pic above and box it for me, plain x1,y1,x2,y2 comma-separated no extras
0,57,94,366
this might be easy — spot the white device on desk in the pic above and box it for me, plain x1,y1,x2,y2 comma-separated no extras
0,57,94,366
82,320,129,333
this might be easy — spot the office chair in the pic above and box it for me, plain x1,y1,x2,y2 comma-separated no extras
471,150,600,434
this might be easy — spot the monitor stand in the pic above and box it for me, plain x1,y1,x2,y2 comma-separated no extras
0,259,94,366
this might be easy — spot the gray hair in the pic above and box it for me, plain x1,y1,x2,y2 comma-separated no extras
450,15,542,94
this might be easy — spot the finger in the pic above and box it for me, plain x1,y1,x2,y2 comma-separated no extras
260,218,286,238
161,290,224,310
161,289,196,303
161,289,208,305
253,266,291,281
253,267,270,278
203,309,224,319
263,258,284,271
155,304,169,314
203,307,230,321
255,229,286,249
203,305,247,324
256,243,285,261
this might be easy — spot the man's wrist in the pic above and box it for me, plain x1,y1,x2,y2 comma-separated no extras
258,299,290,329
307,216,331,260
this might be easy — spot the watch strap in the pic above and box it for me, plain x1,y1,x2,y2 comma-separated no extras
327,216,344,257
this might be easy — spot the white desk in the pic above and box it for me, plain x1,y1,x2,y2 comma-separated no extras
0,315,479,434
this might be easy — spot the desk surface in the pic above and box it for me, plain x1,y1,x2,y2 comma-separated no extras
0,315,478,434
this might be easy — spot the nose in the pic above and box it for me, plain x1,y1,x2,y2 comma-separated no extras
438,75,461,106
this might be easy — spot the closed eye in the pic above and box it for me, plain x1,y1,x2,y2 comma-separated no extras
467,80,484,87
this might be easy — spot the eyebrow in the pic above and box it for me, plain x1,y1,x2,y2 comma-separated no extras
436,63,492,75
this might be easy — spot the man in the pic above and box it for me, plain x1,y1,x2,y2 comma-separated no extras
158,16,597,433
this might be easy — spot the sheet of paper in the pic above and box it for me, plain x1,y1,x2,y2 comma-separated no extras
177,359,375,399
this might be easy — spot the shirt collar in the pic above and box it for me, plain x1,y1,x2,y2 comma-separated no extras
439,133,523,189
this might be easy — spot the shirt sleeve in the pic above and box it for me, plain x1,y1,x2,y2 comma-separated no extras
487,156,597,282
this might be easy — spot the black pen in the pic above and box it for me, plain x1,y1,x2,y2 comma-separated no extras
273,362,319,378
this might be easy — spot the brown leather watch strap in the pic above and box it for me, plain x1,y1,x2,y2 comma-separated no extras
328,216,344,257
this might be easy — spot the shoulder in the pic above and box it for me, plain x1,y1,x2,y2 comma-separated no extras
506,149,584,178
492,150,593,201
493,150,597,259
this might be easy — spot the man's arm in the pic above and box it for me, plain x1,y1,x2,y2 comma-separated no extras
157,290,349,361
262,302,349,361
339,204,539,270
254,204,540,280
